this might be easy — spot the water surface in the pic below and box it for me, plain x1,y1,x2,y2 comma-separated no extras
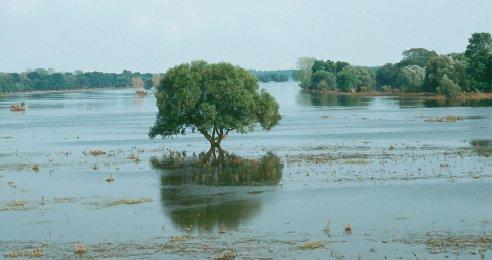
1,82,491,258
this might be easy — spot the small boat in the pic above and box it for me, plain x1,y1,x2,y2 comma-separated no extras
135,88,148,97
10,102,26,112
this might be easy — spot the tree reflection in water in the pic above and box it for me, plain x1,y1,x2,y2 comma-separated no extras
470,140,491,157
298,92,373,107
397,97,492,108
150,148,283,232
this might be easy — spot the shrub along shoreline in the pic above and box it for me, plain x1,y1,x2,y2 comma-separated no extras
296,32,492,98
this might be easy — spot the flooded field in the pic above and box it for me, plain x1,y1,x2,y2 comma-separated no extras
1,82,491,258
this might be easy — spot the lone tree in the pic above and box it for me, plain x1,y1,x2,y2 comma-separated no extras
149,61,281,148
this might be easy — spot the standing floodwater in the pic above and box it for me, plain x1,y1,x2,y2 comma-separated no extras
1,82,491,258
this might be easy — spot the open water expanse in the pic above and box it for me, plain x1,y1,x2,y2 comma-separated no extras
0,82,491,258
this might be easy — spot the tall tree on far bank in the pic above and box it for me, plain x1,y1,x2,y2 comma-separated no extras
397,65,425,92
296,57,315,88
397,48,438,68
424,55,458,92
465,32,492,91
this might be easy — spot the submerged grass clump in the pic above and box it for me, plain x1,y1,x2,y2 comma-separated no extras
423,115,484,123
127,154,140,162
343,159,371,164
424,234,492,253
401,233,492,254
84,149,106,156
297,240,324,250
5,248,43,257
88,198,153,208
1,200,29,211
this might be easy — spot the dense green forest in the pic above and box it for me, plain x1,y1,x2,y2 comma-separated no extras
0,68,297,93
0,69,159,93
250,70,295,82
297,32,492,97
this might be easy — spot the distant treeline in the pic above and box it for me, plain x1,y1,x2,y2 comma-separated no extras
250,70,295,83
297,32,492,97
0,69,160,93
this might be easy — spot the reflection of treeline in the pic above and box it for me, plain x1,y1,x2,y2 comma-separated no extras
297,32,492,97
250,70,294,83
397,97,492,108
0,68,161,93
299,93,373,107
470,140,491,157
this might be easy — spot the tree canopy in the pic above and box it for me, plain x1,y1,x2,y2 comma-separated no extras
0,68,159,93
371,32,490,94
298,58,377,92
149,61,281,148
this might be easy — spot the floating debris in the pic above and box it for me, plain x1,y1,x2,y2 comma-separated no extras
32,164,40,172
344,224,352,235
135,88,148,97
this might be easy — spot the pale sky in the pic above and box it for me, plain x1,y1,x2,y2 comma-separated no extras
0,0,491,73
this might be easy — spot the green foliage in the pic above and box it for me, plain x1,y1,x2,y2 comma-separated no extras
437,75,461,98
397,65,425,92
350,66,376,91
312,60,336,74
296,57,315,88
301,58,376,92
337,67,359,92
251,70,292,83
310,71,337,90
424,55,459,92
370,33,491,94
375,63,398,89
397,48,438,68
0,68,158,93
149,61,281,147
465,32,492,91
